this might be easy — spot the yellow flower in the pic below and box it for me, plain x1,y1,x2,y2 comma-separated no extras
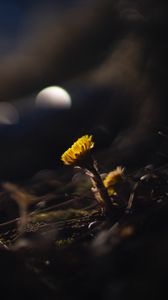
103,166,124,196
61,134,113,215
61,135,94,165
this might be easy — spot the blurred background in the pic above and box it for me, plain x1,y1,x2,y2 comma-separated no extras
0,0,167,180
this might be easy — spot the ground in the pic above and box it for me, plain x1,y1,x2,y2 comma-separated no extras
0,159,168,300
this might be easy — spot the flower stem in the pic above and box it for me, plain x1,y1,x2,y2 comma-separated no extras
85,164,113,216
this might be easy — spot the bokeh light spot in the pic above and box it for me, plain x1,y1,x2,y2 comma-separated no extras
35,86,72,109
0,102,19,125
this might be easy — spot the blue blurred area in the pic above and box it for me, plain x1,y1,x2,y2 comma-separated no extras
0,1,23,53
0,0,85,53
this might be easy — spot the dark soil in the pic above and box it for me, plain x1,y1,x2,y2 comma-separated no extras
0,162,168,300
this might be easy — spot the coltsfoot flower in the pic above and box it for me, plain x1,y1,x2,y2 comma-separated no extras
61,134,113,216
103,166,124,196
61,135,94,166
